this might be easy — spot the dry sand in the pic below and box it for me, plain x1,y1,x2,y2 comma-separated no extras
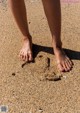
0,0,80,113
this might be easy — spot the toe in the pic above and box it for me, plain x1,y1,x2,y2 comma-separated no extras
67,57,73,66
63,62,68,72
69,59,74,66
21,52,28,61
65,61,71,71
20,53,24,61
22,55,26,61
19,51,24,60
25,54,29,62
28,53,33,61
67,60,72,69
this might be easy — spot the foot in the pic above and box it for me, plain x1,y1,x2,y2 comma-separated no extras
19,35,33,62
54,47,73,72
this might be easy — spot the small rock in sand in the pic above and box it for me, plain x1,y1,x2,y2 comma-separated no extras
38,108,43,113
63,75,67,79
12,73,16,76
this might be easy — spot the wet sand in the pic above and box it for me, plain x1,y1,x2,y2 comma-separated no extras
0,0,80,113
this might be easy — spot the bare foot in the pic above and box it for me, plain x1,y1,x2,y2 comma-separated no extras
54,47,74,72
19,35,33,62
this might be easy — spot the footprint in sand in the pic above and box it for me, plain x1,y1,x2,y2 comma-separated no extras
36,55,51,73
21,54,64,81
36,55,59,81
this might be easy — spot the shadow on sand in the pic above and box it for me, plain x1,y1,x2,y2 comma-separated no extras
33,44,80,60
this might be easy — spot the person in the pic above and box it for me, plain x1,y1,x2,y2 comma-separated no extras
9,0,73,72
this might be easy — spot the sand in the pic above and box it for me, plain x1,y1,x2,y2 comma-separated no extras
0,0,80,113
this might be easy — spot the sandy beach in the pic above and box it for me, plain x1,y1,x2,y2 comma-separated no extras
0,0,80,113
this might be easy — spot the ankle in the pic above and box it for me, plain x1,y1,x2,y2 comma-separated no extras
52,43,63,54
52,43,62,50
23,34,32,41
52,38,62,48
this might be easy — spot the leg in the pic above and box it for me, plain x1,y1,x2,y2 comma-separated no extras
42,0,73,72
9,0,33,62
